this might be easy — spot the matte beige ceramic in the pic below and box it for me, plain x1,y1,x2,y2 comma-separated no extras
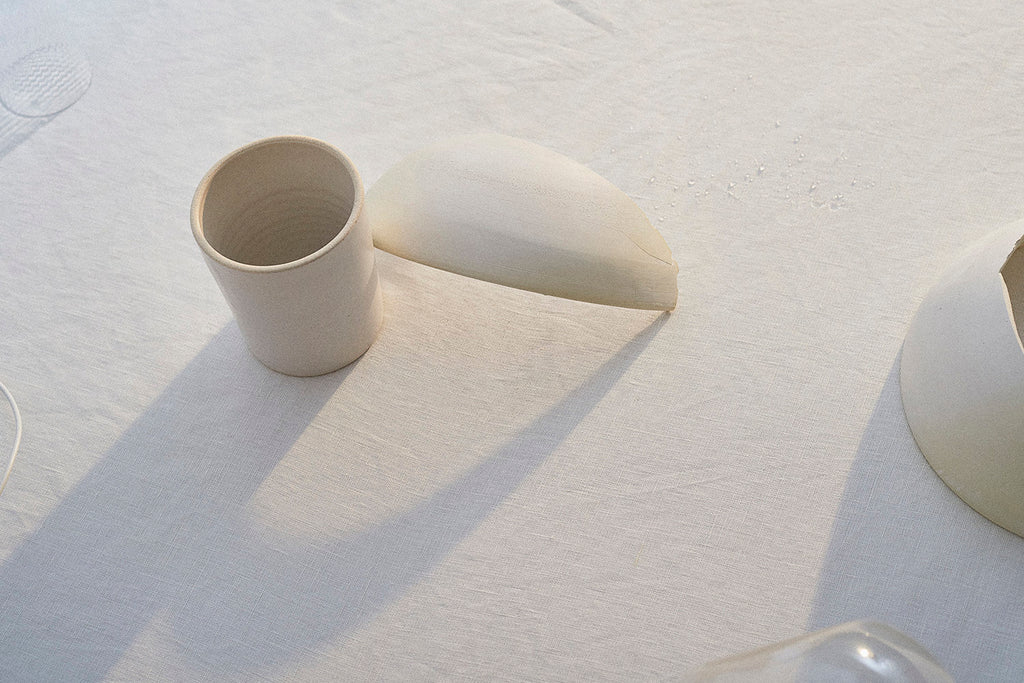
191,136,383,376
366,134,679,310
900,219,1024,537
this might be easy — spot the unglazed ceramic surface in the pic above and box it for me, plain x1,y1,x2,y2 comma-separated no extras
900,219,1024,537
366,134,679,310
191,136,383,376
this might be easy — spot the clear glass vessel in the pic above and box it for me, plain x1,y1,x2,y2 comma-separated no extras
684,620,953,682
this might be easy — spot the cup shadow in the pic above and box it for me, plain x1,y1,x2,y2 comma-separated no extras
0,314,667,680
806,355,1024,681
0,324,351,681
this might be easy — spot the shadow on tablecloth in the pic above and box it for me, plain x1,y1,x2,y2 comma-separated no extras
0,314,666,680
807,356,1024,682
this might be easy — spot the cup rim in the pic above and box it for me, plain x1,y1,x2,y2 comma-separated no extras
190,135,365,273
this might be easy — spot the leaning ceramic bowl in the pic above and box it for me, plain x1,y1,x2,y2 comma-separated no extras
367,134,679,311
900,219,1024,537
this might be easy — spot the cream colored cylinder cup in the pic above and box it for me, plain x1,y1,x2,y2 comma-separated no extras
191,136,383,376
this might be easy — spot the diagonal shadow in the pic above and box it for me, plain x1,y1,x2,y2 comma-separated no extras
0,313,667,680
807,355,1024,681
0,108,53,159
170,313,668,675
0,324,351,681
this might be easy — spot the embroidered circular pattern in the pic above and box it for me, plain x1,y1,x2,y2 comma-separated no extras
0,43,91,118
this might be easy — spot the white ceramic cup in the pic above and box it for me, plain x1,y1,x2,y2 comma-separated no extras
191,136,383,376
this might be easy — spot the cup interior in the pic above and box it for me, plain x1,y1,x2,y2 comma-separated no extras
196,138,359,267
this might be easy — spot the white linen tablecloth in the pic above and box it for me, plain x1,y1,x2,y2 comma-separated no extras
2,1,1024,680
